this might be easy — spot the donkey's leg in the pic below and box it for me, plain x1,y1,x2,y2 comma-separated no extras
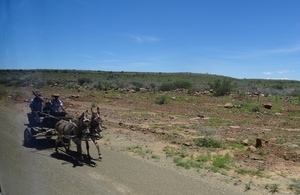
85,140,91,159
55,137,60,153
73,138,83,160
55,134,63,153
92,138,102,159
64,140,69,153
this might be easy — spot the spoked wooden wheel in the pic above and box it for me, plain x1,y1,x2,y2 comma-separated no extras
24,127,35,147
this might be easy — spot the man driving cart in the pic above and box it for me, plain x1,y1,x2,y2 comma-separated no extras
29,91,44,124
49,93,67,116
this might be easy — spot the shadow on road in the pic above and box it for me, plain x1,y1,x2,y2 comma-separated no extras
22,138,56,150
51,150,97,168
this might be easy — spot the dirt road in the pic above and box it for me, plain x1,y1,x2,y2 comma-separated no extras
0,102,273,195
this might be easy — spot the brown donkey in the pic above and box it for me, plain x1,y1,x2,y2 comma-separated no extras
83,107,104,160
55,111,90,160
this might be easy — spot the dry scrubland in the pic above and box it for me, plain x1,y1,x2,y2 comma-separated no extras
1,69,300,194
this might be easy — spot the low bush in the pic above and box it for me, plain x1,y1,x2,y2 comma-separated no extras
78,77,92,85
193,137,222,148
154,95,168,105
212,153,231,170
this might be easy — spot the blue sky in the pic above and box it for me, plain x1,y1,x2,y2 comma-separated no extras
1,0,300,80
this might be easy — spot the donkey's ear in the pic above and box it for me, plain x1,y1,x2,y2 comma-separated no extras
78,112,84,119
97,107,100,113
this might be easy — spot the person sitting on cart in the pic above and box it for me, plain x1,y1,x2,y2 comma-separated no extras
49,93,66,116
29,91,44,124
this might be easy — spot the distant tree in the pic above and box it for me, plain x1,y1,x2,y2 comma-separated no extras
209,78,232,96
159,80,192,91
78,77,92,85
150,83,156,91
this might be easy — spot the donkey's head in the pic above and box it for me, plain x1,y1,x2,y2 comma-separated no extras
78,110,91,134
90,107,102,133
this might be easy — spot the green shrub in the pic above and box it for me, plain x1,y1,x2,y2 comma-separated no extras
251,106,260,112
212,153,231,170
272,84,283,90
289,179,300,195
193,137,222,148
265,183,280,194
209,78,233,97
159,83,175,91
131,81,143,88
78,77,92,85
173,157,191,169
150,83,156,90
173,80,192,89
159,80,192,91
196,153,211,162
155,95,168,105
0,87,7,100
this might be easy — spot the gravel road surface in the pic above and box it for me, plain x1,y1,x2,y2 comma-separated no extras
0,104,259,195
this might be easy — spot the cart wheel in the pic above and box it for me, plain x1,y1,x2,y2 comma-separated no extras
24,127,35,147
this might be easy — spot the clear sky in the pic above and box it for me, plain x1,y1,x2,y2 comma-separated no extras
1,0,300,80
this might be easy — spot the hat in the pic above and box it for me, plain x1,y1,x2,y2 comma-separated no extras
33,91,42,96
52,93,59,97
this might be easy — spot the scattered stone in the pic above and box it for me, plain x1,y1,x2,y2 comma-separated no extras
229,126,240,129
248,146,257,152
283,143,299,148
264,140,269,144
251,156,260,160
70,95,80,98
224,103,233,108
275,112,282,116
263,103,272,109
225,138,238,142
242,139,249,146
169,116,177,119
189,117,201,121
261,128,271,132
183,142,191,147
171,96,176,100
197,114,205,118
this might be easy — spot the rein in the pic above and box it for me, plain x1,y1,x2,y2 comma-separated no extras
39,112,62,120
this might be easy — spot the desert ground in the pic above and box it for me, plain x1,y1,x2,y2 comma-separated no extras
4,85,300,194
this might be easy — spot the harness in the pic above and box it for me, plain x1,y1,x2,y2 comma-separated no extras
62,120,77,136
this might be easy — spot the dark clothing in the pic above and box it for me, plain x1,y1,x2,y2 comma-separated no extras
49,99,63,112
30,97,43,112
29,96,44,124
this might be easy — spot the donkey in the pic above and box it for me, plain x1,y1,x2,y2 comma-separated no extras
83,107,104,160
55,111,90,160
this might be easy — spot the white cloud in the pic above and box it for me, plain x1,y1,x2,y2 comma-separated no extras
263,72,272,75
263,70,293,75
266,77,290,80
276,70,291,74
263,46,300,54
127,35,159,43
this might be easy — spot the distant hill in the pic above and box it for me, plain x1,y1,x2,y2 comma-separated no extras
0,69,300,96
